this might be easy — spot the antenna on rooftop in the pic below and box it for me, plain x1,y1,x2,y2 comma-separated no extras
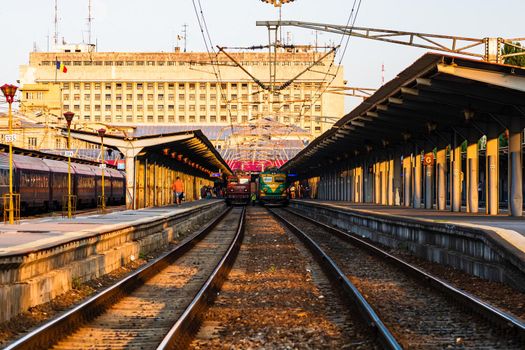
87,0,93,45
182,23,188,52
54,0,59,45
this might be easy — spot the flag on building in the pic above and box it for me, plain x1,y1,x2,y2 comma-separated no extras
55,61,67,73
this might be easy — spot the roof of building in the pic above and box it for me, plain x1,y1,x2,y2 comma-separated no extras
282,53,525,176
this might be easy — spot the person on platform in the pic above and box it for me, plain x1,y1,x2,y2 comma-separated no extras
172,176,185,206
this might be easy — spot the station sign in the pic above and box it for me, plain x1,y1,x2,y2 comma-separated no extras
64,150,74,158
99,163,106,169
117,160,125,170
2,134,17,143
211,172,222,178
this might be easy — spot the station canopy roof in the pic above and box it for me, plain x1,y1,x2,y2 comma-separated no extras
67,128,232,177
282,53,525,176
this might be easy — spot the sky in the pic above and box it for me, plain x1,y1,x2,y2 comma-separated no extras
1,0,524,113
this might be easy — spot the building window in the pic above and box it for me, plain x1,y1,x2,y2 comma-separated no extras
137,115,144,122
137,94,143,100
179,115,185,122
315,104,321,112
126,105,132,111
84,105,91,111
105,61,113,66
74,105,80,111
105,115,112,122
95,105,101,111
168,94,174,101
189,94,195,101
199,115,206,122
84,83,91,90
147,61,155,66
116,83,122,90
116,94,122,101
137,83,143,89
105,94,111,101
189,83,195,90
210,105,217,111
200,94,206,101
126,115,133,122
168,115,175,122
137,105,143,111
27,137,37,149
189,105,195,111
73,61,81,66
158,115,164,122
189,115,195,122
105,83,112,89
136,61,144,66
179,94,185,100
95,94,101,101
84,115,91,121
116,61,124,66
126,94,132,101
95,115,101,121
126,83,132,90
157,83,164,90
168,105,174,111
210,115,217,122
63,105,70,111
147,115,154,122
210,94,216,101
147,83,154,89
199,105,206,112
178,105,185,111
220,115,226,122
74,94,80,101
116,115,123,122
158,105,164,111
63,83,70,89
168,83,175,90
147,105,154,111
158,94,164,100
63,94,70,100
84,94,90,101
105,105,111,111
126,61,134,66
74,83,80,90
116,105,122,111
147,94,154,101
94,61,103,66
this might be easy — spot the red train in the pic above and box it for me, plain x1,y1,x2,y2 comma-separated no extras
225,174,251,205
0,152,125,214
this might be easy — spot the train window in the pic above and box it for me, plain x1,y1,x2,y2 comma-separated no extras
263,177,273,183
239,178,249,185
274,176,286,183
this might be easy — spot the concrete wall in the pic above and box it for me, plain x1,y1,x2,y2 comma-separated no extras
289,201,525,292
0,201,226,322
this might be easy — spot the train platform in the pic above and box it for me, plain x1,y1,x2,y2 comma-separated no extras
293,200,525,255
0,199,223,257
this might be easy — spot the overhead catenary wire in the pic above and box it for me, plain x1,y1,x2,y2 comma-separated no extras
191,0,240,162
298,0,363,120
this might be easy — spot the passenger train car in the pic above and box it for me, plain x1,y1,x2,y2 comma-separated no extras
225,174,251,205
0,152,125,214
257,169,288,205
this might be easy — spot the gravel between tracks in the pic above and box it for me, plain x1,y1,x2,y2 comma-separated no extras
277,208,523,349
190,206,376,350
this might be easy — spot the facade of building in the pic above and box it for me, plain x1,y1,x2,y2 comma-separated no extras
19,45,345,141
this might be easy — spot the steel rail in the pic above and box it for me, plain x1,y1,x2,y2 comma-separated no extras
157,206,246,349
283,207,525,341
269,208,401,350
4,206,233,350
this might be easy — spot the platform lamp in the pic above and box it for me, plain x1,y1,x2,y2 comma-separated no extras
63,111,75,218
98,128,106,211
1,84,18,224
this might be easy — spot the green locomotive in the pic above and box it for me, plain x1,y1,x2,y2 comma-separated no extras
257,169,289,205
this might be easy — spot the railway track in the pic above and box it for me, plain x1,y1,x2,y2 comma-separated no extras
270,207,525,349
5,206,245,350
189,206,385,349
